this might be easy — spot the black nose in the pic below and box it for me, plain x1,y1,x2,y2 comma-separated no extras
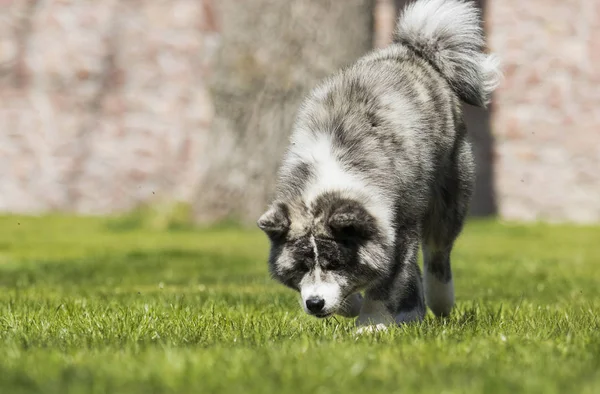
305,297,325,313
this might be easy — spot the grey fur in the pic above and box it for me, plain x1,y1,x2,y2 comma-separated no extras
394,0,501,107
257,0,500,328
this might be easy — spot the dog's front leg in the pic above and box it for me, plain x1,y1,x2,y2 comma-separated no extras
355,297,394,333
355,234,425,334
336,293,364,318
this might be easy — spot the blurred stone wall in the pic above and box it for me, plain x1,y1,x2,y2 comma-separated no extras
0,0,219,213
0,0,374,222
489,0,600,223
1,0,599,224
194,0,374,223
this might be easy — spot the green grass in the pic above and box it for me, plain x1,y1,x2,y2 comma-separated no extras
0,215,599,394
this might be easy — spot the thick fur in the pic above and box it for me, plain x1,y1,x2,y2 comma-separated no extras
258,0,501,330
394,0,501,107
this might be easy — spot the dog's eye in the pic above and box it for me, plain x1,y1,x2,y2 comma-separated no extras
291,240,315,268
322,259,341,271
331,225,361,241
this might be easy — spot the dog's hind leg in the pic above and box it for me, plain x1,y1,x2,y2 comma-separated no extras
422,133,475,317
421,244,455,317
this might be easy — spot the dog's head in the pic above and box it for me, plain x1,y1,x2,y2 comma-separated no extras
257,192,391,318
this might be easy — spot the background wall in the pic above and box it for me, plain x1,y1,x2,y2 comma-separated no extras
1,0,219,214
489,0,600,223
1,0,599,223
194,0,374,223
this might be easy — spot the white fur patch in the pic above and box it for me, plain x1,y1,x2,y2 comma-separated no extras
282,131,396,242
299,267,342,314
356,323,388,335
296,133,366,204
356,298,394,328
309,234,319,264
274,247,295,274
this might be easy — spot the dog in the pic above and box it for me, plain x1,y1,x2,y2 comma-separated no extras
257,0,500,332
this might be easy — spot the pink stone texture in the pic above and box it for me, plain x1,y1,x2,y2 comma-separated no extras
0,0,219,214
488,0,600,223
0,0,599,223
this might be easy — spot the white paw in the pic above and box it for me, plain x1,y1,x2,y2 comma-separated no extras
355,323,388,335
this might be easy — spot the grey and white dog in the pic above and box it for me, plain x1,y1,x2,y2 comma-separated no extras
257,0,501,332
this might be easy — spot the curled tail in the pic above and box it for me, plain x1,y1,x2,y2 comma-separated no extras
394,0,501,107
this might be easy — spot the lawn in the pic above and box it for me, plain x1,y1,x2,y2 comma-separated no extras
0,214,598,394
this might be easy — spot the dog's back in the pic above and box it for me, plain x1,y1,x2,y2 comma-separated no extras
277,0,500,226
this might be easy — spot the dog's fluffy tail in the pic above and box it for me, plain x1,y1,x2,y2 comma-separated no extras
394,0,501,107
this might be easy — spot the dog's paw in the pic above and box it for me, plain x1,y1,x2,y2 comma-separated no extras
355,323,388,335
395,308,425,325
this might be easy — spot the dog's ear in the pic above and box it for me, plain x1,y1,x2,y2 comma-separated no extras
257,203,290,238
328,200,376,239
